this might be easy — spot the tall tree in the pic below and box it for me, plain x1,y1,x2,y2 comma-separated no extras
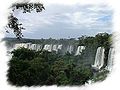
6,2,45,39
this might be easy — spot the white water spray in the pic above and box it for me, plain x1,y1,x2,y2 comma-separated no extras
92,47,105,70
52,45,58,52
75,46,85,55
57,44,62,50
106,47,115,71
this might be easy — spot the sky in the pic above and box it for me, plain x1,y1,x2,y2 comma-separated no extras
6,1,113,39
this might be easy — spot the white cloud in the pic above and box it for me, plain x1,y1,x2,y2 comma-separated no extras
11,3,112,38
59,5,112,31
41,0,109,6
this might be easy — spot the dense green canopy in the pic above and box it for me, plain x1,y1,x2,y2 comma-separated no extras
7,33,112,86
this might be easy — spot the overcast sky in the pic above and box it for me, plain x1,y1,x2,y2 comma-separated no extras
6,1,113,39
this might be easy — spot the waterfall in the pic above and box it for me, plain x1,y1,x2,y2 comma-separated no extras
22,43,28,48
92,47,105,70
57,44,62,50
43,44,53,52
36,44,42,51
43,44,63,52
26,43,32,49
48,44,52,52
30,44,37,50
43,44,48,51
52,45,58,52
75,46,85,55
106,47,115,71
14,44,20,49
14,43,87,56
14,43,28,49
43,44,50,51
66,45,74,54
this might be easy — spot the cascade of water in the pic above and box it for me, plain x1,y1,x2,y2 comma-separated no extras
26,43,32,49
92,47,105,70
80,46,85,52
48,44,52,52
57,44,62,50
69,45,73,53
43,44,48,51
106,47,115,71
66,45,74,54
23,43,28,48
36,45,42,51
30,44,37,50
52,45,58,51
75,46,80,55
75,46,85,55
43,44,52,52
14,44,20,49
14,43,27,49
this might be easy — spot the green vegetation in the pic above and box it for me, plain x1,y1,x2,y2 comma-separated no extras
7,33,113,86
78,33,112,67
7,47,93,86
92,69,109,82
6,3,45,39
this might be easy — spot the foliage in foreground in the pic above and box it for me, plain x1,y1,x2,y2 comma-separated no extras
7,48,93,86
6,3,45,39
